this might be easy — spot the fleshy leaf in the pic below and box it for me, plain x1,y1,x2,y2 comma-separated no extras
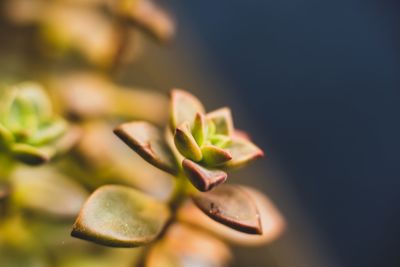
146,224,231,267
170,89,205,130
209,134,231,148
5,93,38,136
182,159,227,192
232,129,251,140
116,0,175,43
206,107,234,136
71,185,170,247
16,82,53,120
28,119,67,146
10,143,53,165
0,123,14,146
223,137,264,168
191,112,206,147
114,121,178,174
174,123,202,162
178,187,285,246
192,184,262,234
201,144,232,166
12,166,88,218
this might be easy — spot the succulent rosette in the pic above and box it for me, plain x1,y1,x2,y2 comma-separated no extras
115,89,264,192
170,89,264,191
0,82,76,165
71,89,284,267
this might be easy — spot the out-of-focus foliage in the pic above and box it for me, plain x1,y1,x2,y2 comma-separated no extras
0,82,75,165
0,1,285,267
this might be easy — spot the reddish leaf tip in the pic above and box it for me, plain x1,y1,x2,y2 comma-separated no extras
182,159,227,192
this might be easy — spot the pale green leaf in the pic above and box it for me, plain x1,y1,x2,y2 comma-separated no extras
71,185,170,247
206,107,234,136
169,89,204,130
223,137,264,168
174,122,202,162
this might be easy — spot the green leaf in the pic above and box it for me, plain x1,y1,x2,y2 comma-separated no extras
223,137,264,168
191,112,206,147
6,94,38,137
209,134,231,148
71,185,170,247
0,123,14,146
12,166,88,218
192,184,262,235
17,82,53,120
170,89,205,130
10,143,53,165
206,107,234,136
28,119,67,146
114,121,178,175
174,123,202,162
201,144,232,166
182,159,227,192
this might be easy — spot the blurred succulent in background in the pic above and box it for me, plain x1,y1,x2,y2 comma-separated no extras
71,89,285,267
0,82,76,166
4,0,175,67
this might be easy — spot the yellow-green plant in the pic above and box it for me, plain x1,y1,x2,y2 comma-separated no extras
0,1,285,266
71,89,284,266
0,82,74,167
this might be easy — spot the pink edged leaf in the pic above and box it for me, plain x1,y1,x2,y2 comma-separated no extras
174,122,202,162
182,159,227,192
206,107,234,136
201,144,232,166
71,185,170,247
223,137,264,168
192,184,262,235
178,186,285,246
232,129,251,140
114,121,178,175
170,89,205,130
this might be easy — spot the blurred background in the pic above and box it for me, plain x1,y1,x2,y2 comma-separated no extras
1,0,400,267
164,1,400,267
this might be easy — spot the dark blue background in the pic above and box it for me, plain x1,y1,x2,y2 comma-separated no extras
173,1,400,267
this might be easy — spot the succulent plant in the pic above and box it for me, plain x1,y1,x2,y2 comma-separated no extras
0,82,74,166
4,0,175,67
71,89,284,266
0,1,287,266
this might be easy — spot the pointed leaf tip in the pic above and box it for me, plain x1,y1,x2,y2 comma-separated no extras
10,143,52,165
170,89,205,130
223,137,264,168
201,144,232,166
114,121,178,174
192,112,206,147
174,123,202,162
182,159,227,192
192,184,262,235
71,185,170,247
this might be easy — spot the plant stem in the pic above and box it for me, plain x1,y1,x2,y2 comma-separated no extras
137,174,193,267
